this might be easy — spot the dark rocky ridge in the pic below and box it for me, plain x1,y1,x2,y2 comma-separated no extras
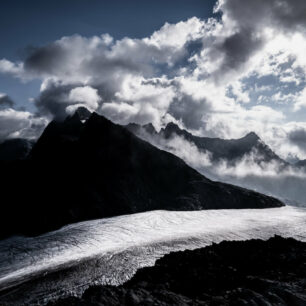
51,236,306,306
0,111,283,239
127,122,287,165
0,138,34,161
296,159,306,168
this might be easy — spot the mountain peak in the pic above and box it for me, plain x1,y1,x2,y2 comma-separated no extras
244,132,260,141
68,106,92,122
143,123,157,134
165,122,181,132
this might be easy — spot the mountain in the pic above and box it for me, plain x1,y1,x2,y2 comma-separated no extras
127,122,287,165
0,111,283,238
296,159,306,168
51,236,306,306
0,138,34,161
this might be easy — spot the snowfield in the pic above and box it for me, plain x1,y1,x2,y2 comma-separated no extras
1,206,306,305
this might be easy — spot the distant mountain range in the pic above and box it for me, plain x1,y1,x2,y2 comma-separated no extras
126,122,288,166
296,159,306,168
0,108,283,238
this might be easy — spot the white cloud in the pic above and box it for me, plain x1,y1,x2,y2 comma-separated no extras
68,86,101,111
0,59,24,79
294,87,306,111
0,108,47,140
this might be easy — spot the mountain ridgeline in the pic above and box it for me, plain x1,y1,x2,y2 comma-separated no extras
296,159,306,168
0,109,283,238
127,122,287,165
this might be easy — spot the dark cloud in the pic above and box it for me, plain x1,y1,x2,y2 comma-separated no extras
24,43,68,75
211,28,265,81
206,0,306,81
169,94,210,130
34,83,76,119
0,94,14,109
288,128,306,153
217,0,306,32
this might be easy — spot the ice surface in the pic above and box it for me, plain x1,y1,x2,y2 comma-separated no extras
0,206,306,305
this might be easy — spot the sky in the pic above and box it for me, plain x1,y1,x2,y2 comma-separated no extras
1,0,306,161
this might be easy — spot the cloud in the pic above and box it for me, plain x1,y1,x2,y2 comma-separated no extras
0,93,14,109
11,19,205,121
0,108,47,141
288,128,306,153
0,59,24,79
294,87,306,110
21,18,205,83
101,76,176,128
68,86,101,111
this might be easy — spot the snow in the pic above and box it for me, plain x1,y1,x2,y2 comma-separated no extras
0,206,306,304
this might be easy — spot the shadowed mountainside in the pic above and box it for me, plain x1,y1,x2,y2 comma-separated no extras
0,110,283,238
0,138,34,161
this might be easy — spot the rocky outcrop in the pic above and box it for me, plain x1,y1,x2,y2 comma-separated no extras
51,236,306,306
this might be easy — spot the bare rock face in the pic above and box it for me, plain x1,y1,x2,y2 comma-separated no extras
0,111,283,239
51,236,306,306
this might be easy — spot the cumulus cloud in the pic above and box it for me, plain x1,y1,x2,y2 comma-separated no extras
288,128,306,153
0,108,47,141
68,86,101,111
0,59,24,79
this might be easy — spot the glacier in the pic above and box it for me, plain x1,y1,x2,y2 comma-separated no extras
0,206,306,305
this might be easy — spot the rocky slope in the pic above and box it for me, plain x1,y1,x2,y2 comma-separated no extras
51,236,306,306
0,110,283,238
127,122,287,165
0,138,34,161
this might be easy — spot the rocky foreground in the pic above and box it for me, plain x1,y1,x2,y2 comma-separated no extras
51,236,306,305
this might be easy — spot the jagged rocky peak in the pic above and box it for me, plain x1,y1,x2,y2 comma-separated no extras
126,122,157,135
243,131,260,142
142,122,157,134
164,122,181,133
162,122,187,138
67,106,92,122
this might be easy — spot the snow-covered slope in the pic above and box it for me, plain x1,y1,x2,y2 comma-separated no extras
0,206,306,305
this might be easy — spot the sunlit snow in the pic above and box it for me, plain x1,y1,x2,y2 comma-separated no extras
0,206,306,304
